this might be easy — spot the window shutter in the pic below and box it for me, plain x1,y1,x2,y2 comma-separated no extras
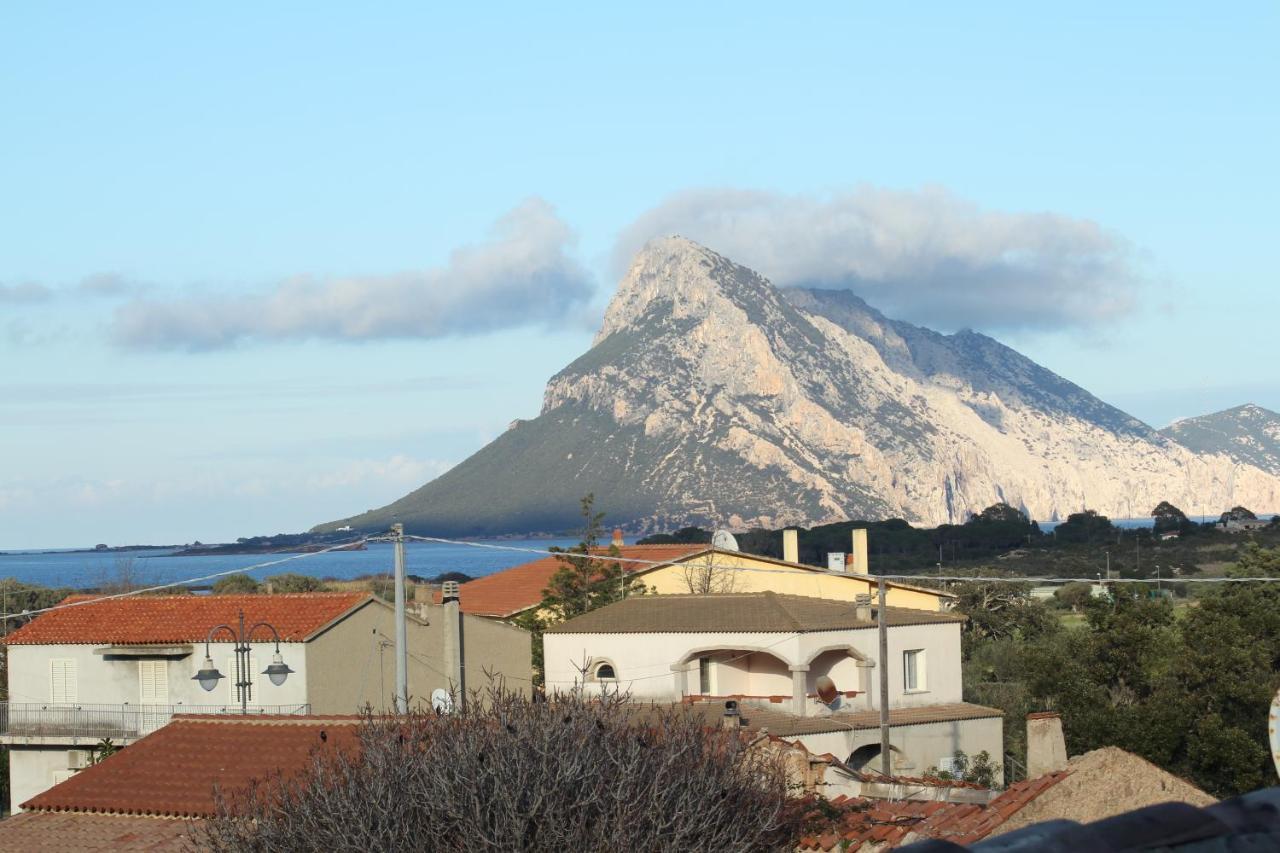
51,659,77,704
226,655,258,706
139,660,169,704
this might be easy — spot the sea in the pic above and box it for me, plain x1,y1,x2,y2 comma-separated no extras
0,538,580,591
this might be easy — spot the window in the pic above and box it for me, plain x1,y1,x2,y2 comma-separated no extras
139,660,169,704
698,656,712,694
50,659,77,704
595,662,616,680
903,649,926,692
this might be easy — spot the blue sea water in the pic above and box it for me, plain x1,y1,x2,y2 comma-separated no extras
0,538,580,591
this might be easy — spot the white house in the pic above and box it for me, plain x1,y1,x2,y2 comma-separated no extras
1,590,530,811
543,591,1002,775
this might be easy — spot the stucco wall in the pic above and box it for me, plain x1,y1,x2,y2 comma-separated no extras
544,622,962,707
789,716,1004,777
8,747,93,813
6,641,310,711
642,554,946,611
304,600,532,713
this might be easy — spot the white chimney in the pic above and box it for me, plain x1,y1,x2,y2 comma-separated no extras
782,529,799,564
1026,712,1068,777
827,552,846,572
850,529,869,575
611,528,625,548
854,593,872,622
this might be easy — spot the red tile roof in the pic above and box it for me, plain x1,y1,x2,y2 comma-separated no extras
793,771,1071,850
439,545,707,617
3,592,372,645
0,811,199,851
22,715,362,818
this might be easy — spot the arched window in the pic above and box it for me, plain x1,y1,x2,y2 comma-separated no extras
595,662,616,680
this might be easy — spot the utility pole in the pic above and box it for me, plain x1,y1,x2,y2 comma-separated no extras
877,576,891,778
392,523,408,714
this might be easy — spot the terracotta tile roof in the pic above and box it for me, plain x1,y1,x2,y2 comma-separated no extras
22,715,361,818
439,545,707,617
0,811,199,852
545,591,966,634
3,592,372,645
793,771,1071,850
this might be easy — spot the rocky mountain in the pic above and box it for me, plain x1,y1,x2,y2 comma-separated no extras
1161,404,1280,477
317,238,1280,536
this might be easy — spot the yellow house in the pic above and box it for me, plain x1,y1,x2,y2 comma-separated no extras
443,529,953,619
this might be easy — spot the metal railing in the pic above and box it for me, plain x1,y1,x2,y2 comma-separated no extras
0,702,311,741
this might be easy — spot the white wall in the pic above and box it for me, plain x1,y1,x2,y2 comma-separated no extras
8,748,93,813
6,642,310,710
544,622,962,707
792,716,1004,777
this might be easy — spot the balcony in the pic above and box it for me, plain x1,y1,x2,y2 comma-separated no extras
0,702,312,745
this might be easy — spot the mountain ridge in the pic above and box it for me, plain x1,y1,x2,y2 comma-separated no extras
317,237,1280,536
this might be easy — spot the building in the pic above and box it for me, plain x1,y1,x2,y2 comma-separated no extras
442,528,955,620
542,591,1001,774
0,714,362,851
1,591,530,810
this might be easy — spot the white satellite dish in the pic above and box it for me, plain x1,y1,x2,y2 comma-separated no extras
431,688,454,714
712,529,740,551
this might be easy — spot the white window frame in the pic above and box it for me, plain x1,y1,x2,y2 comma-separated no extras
139,659,170,705
50,658,77,704
591,659,618,682
903,649,927,692
698,656,714,695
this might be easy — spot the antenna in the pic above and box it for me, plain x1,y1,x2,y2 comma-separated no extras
712,530,739,551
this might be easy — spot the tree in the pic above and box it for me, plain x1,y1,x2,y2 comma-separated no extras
1151,501,1189,534
1054,581,1094,612
1220,506,1258,523
637,527,713,545
949,574,1060,653
1052,510,1115,544
212,573,262,594
679,553,738,594
540,494,644,623
197,688,798,852
264,573,328,593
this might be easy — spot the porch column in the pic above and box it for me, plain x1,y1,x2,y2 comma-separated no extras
856,660,876,710
789,665,810,717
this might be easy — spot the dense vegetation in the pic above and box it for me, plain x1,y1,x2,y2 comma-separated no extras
199,688,797,852
952,543,1280,797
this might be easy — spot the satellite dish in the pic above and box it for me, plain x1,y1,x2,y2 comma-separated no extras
815,675,840,707
431,688,454,715
712,530,740,551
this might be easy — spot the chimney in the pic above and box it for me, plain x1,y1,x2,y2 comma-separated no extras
1026,712,1068,777
854,593,872,622
782,528,799,564
721,700,742,730
611,528,625,548
850,529,869,575
441,580,460,604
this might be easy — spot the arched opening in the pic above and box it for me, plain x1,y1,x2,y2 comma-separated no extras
595,662,616,680
847,743,901,772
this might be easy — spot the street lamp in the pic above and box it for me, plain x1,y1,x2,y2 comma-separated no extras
192,610,295,713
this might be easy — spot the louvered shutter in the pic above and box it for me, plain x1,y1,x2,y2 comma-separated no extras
139,660,169,704
226,655,258,706
51,659,77,704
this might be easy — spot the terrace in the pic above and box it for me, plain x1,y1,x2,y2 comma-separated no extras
0,702,311,745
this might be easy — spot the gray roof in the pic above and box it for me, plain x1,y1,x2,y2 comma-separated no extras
545,591,966,635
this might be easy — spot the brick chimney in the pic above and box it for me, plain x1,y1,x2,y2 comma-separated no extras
1026,712,1068,777
850,529,869,575
611,528,625,548
782,529,799,564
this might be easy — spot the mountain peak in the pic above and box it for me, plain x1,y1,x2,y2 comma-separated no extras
1161,403,1280,476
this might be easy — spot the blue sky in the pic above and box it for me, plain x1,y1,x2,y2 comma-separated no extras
2,3,1277,548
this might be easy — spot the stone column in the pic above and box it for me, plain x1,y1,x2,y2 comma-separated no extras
789,665,810,716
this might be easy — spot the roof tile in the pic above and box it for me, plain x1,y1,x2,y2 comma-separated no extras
4,592,371,645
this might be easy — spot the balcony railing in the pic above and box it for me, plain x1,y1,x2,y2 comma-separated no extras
0,702,311,742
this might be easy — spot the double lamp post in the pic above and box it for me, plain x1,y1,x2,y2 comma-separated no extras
192,610,295,713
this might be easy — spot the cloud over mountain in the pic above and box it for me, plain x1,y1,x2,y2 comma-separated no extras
111,198,595,350
614,186,1141,332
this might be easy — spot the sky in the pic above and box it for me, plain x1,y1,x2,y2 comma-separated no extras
2,3,1277,548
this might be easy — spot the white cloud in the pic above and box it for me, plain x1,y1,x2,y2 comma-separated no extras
111,198,596,350
615,186,1142,332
